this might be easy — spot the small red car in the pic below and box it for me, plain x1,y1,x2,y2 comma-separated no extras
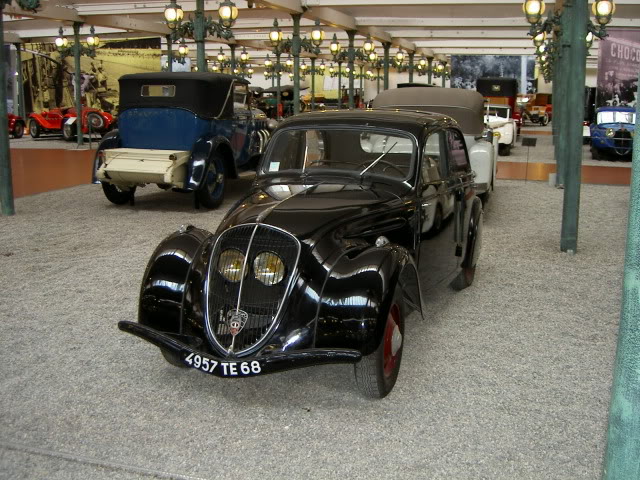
8,113,25,138
28,107,115,141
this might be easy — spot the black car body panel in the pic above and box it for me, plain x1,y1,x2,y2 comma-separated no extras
120,109,483,395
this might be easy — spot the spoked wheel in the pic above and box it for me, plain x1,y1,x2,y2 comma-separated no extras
29,120,41,138
101,182,136,205
354,290,405,399
12,122,24,138
196,153,226,209
62,122,76,141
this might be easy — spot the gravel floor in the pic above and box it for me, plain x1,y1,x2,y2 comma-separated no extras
0,178,628,479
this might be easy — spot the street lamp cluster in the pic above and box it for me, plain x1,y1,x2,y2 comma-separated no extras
523,0,615,81
55,25,100,58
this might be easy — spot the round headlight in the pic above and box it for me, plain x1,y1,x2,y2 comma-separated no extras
606,128,615,138
253,252,285,286
218,249,246,282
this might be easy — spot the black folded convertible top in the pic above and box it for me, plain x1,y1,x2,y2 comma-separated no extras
118,72,249,119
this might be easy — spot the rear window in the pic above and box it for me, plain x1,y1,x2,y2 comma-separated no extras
141,85,176,97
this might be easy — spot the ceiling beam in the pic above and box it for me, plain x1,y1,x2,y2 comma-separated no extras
254,0,304,14
3,2,82,23
306,6,357,31
88,14,170,35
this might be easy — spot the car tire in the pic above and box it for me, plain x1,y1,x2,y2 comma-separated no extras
499,144,511,156
354,289,405,399
540,114,549,126
12,122,24,138
62,122,76,141
161,349,189,368
591,145,602,161
196,153,226,209
451,265,476,291
87,112,105,133
28,120,40,138
101,182,135,205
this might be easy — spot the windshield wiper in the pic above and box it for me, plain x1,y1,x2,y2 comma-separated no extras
360,142,398,176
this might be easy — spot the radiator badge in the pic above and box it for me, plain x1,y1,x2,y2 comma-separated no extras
227,309,248,336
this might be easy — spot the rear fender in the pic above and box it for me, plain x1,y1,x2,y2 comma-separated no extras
91,130,121,183
138,226,213,334
316,245,422,356
468,141,493,189
186,136,236,190
29,113,60,130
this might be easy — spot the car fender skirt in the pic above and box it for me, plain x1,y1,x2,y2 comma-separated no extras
118,321,362,377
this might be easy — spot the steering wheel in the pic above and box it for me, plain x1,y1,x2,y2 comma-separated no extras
358,159,406,176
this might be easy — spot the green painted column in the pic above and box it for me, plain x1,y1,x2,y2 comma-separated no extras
359,65,364,106
337,61,342,109
311,57,316,111
166,35,173,72
559,0,588,253
427,56,433,85
0,9,15,215
276,52,282,119
408,52,414,83
291,14,301,115
376,68,381,94
383,42,390,90
73,22,83,148
14,43,25,119
602,88,640,480
347,30,355,109
554,8,570,188
193,0,207,72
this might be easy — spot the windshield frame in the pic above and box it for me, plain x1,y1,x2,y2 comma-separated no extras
257,124,419,184
597,110,636,125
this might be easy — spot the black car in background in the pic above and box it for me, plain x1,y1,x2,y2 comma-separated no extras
119,110,483,398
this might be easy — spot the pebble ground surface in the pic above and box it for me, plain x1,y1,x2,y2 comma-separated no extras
0,146,631,479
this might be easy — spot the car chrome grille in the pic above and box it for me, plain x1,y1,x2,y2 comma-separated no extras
205,224,300,355
614,131,632,150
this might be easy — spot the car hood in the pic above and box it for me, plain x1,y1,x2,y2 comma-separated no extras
485,115,510,128
217,177,408,242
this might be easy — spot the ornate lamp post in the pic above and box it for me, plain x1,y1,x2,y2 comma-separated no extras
433,57,450,87
163,0,237,73
329,34,348,109
55,24,101,148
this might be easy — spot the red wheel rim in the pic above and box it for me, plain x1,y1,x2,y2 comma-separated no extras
382,303,401,378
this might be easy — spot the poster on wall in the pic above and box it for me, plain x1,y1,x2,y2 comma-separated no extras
596,28,639,107
21,37,161,115
451,55,537,93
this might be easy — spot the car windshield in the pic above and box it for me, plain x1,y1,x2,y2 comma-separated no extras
597,111,635,125
486,106,510,119
259,127,415,181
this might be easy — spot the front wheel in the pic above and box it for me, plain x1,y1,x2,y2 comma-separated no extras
101,182,135,205
12,122,24,138
28,120,41,138
62,122,76,141
498,144,511,156
591,145,602,161
196,153,226,209
354,289,405,399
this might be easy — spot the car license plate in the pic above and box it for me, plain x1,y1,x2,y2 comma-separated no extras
183,352,262,376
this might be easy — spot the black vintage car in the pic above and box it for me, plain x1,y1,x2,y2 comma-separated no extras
119,110,483,398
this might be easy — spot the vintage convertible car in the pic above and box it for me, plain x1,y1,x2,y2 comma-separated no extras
590,106,635,160
28,106,115,141
484,104,517,156
372,87,497,202
7,113,25,138
118,109,483,398
94,73,273,208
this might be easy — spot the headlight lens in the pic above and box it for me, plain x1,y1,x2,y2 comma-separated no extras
606,128,615,138
217,249,246,282
253,252,285,286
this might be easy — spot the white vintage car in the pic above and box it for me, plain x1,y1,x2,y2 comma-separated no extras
485,104,517,156
373,87,497,202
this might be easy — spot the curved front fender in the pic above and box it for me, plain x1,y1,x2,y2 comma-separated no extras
186,136,231,190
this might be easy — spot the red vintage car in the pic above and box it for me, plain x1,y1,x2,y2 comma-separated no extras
7,113,25,138
28,107,115,141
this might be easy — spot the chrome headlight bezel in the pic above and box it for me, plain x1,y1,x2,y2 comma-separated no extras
217,248,247,283
253,251,286,286
606,128,615,138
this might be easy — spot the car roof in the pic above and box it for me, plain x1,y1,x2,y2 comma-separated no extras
277,109,459,137
372,87,485,135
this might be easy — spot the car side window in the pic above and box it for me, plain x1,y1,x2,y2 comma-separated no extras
421,131,445,183
446,129,470,173
233,83,249,110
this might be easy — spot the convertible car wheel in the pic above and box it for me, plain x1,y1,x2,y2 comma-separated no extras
591,145,602,161
196,153,226,209
12,122,24,138
354,290,405,399
62,123,76,141
498,144,511,156
87,112,105,132
28,120,40,138
102,182,136,205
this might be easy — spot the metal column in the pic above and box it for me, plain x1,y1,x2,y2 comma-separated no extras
166,35,173,72
311,57,316,111
291,13,301,115
347,30,355,109
14,43,25,119
193,0,207,72
383,42,390,90
0,8,15,215
602,91,640,480
559,0,587,253
408,52,414,83
73,22,84,148
230,44,237,72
